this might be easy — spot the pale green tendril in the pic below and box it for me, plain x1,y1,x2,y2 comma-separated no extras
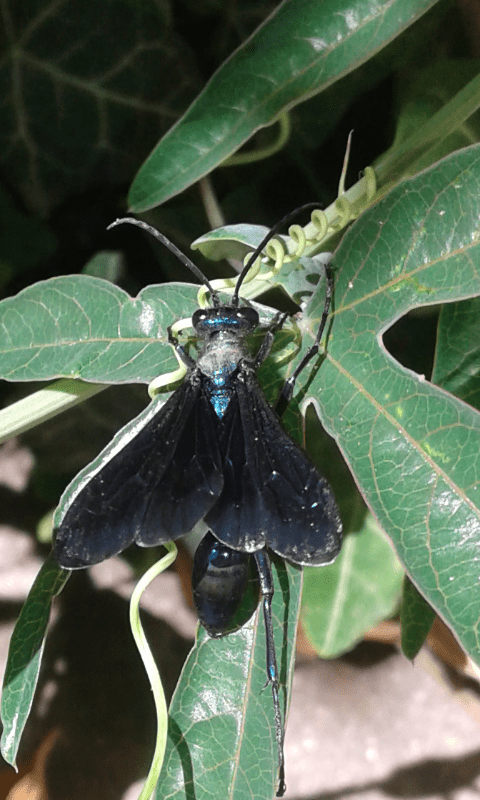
130,542,178,800
149,153,377,399
338,130,353,196
148,345,188,397
222,112,291,167
196,165,377,307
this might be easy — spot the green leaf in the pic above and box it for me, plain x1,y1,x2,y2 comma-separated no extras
400,576,436,660
386,59,480,155
0,0,200,215
1,555,69,768
398,262,480,660
82,250,125,283
303,143,480,665
128,0,441,210
0,277,195,384
432,296,480,409
375,66,480,187
0,276,279,390
302,514,404,658
398,281,480,661
193,222,329,302
155,559,302,800
192,223,270,264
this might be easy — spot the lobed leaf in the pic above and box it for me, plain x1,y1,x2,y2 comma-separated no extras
433,296,480,409
302,144,480,664
0,277,195,384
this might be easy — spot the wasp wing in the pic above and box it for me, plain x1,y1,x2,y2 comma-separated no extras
54,379,223,568
205,369,342,566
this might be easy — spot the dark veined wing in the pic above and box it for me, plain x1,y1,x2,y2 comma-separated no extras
54,378,224,569
205,366,342,566
204,376,269,554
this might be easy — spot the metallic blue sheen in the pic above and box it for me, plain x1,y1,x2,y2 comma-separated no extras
206,541,220,565
211,391,230,417
202,316,244,329
205,360,239,418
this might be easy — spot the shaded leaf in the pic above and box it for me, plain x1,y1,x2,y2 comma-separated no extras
375,66,480,186
400,576,436,660
82,251,125,283
0,185,57,282
0,0,200,215
0,555,69,768
302,514,404,658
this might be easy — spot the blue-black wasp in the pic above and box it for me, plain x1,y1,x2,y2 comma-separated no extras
53,206,343,796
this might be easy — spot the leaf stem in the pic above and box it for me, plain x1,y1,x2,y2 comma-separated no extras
0,379,109,444
130,542,178,800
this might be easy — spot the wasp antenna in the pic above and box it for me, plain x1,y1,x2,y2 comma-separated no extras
107,217,219,305
232,202,324,305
